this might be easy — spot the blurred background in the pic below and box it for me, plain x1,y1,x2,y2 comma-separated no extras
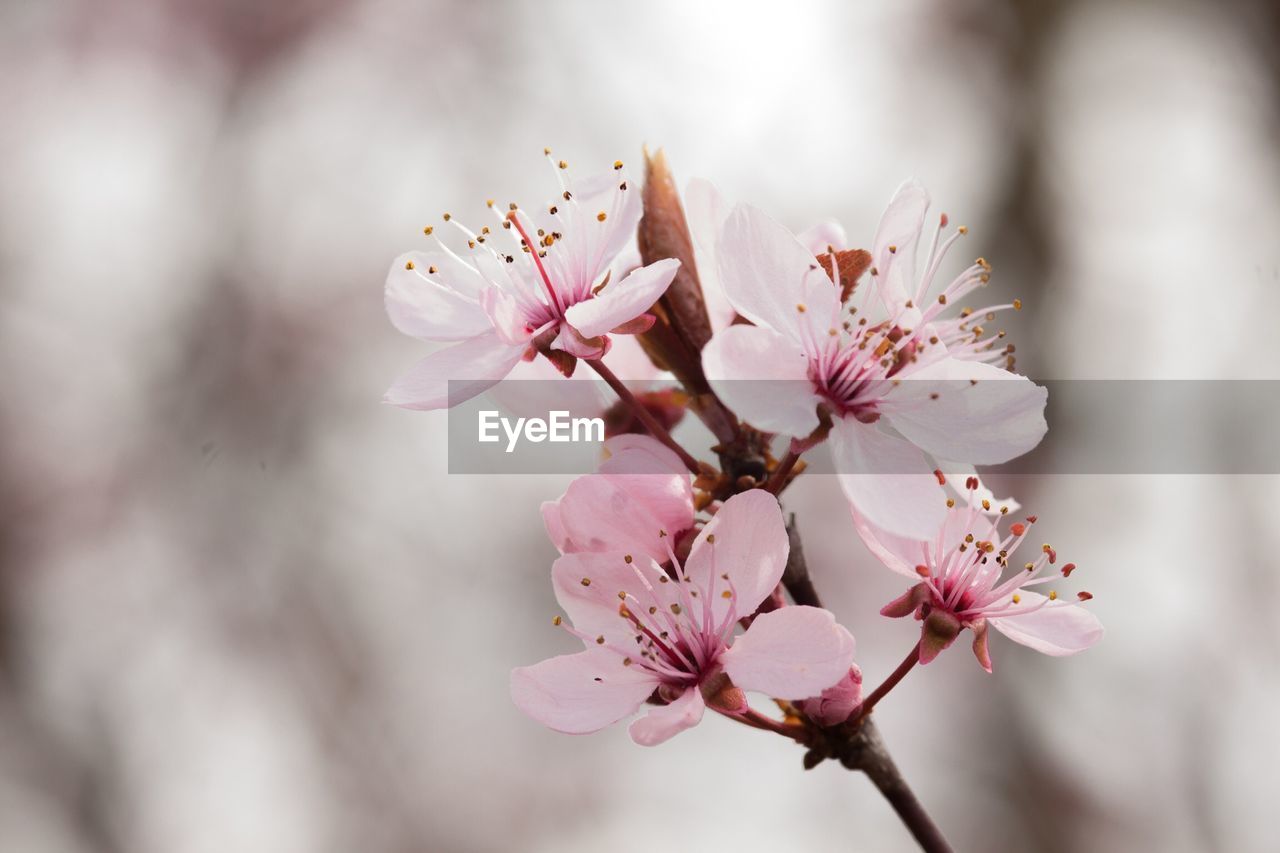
2,0,1278,850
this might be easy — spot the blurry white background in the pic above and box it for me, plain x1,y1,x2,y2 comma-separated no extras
1,0,1278,850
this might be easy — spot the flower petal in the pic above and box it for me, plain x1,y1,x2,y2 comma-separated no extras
558,468,686,565
796,220,848,255
386,252,492,341
628,685,705,746
564,258,680,339
511,649,660,735
721,606,856,699
702,324,821,437
551,551,674,645
885,358,1048,465
684,177,736,331
684,489,790,620
850,509,928,579
717,204,839,343
988,591,1104,656
383,333,525,411
541,498,573,553
872,180,930,312
831,417,947,539
594,435,696,541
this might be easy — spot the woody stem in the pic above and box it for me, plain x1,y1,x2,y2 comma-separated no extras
852,720,955,853
765,447,803,494
585,358,701,474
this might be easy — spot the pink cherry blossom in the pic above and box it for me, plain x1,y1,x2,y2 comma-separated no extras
852,482,1103,672
541,434,696,566
512,490,856,745
700,181,1047,538
384,156,680,410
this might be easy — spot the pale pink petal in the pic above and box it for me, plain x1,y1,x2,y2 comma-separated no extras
684,178,736,331
383,334,525,411
551,551,673,644
511,649,659,735
564,258,680,339
702,324,822,437
628,685,705,746
684,489,789,620
594,436,695,540
831,417,947,540
479,287,534,347
386,252,492,341
541,499,573,553
850,509,928,579
602,334,663,383
797,665,863,727
558,471,683,564
717,204,838,342
885,357,1048,465
872,180,930,312
795,220,848,255
721,606,856,699
988,591,1104,656
599,434,687,478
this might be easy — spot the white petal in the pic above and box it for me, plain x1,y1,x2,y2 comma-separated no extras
383,334,525,410
717,204,839,343
831,417,947,540
988,591,1104,656
563,258,679,338
701,324,821,437
886,358,1048,465
385,252,492,341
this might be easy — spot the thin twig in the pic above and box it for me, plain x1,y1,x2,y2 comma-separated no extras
847,644,920,728
584,357,702,473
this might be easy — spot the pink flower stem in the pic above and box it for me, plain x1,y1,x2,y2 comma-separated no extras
714,706,807,743
585,357,702,474
848,644,920,728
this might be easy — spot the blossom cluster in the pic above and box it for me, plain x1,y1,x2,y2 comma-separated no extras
383,150,1102,758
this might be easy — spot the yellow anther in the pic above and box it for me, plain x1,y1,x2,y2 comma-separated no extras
614,160,624,170
597,211,607,222
1049,590,1058,601
552,615,562,626
1012,594,1021,604
1013,299,1023,310
957,225,968,235
442,212,451,221
405,260,415,270
581,577,591,587
423,226,433,236
558,160,568,169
